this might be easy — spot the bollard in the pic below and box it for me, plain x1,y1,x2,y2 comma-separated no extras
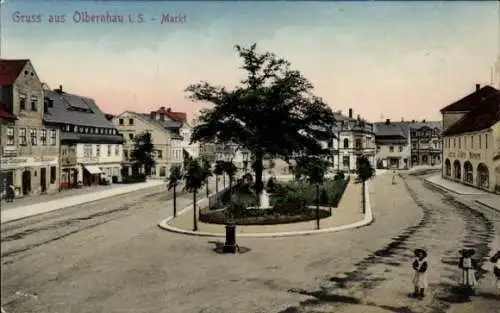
223,223,237,253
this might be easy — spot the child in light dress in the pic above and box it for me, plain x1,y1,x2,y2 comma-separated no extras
412,248,428,298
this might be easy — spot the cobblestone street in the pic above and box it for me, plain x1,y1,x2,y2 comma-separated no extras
1,173,498,313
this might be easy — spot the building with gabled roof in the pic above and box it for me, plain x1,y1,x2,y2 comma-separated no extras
44,86,124,189
441,84,500,193
0,59,60,197
112,107,198,178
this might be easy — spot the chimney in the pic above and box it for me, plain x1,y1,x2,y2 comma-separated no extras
422,119,426,123
55,85,63,94
160,106,165,111
475,84,480,92
150,111,156,120
348,108,353,119
412,119,416,123
385,119,390,125
167,108,172,112
159,113,165,121
401,117,404,122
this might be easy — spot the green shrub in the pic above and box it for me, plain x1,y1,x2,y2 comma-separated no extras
334,171,345,181
320,188,329,204
267,177,277,192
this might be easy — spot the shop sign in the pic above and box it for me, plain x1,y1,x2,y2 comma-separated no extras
0,156,58,169
447,151,467,159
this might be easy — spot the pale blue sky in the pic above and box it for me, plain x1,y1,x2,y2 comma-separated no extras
1,1,499,121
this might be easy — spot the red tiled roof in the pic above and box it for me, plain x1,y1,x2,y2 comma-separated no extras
0,59,29,86
440,85,498,112
442,91,500,136
0,103,16,119
152,106,187,122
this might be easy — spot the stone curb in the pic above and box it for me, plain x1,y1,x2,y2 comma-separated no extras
157,181,373,238
474,200,500,213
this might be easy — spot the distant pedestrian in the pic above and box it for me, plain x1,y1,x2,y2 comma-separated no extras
490,251,500,293
412,248,428,298
7,185,15,202
459,248,478,291
392,175,397,185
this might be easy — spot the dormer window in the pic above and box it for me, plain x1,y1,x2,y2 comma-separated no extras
66,125,70,131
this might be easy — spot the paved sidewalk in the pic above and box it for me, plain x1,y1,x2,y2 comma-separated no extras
168,179,364,234
0,180,165,224
425,174,489,195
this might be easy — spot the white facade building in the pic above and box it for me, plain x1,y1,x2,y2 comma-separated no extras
75,143,123,183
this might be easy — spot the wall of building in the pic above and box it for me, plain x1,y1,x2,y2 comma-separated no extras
442,124,498,192
113,112,172,178
0,62,60,196
375,143,411,169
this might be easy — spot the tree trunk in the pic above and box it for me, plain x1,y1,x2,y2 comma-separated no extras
362,180,366,214
229,176,233,199
254,153,264,206
173,186,177,217
316,184,320,230
193,191,198,231
215,176,219,209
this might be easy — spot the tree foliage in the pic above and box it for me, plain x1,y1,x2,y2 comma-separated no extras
167,166,183,190
186,43,337,195
130,132,155,175
184,159,206,194
294,156,329,185
356,156,375,182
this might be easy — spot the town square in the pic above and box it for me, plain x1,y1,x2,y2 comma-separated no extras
1,1,500,313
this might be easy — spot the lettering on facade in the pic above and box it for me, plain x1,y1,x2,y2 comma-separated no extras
448,151,456,158
447,151,468,159
469,152,481,160
0,156,57,169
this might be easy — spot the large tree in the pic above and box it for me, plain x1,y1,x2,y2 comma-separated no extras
130,132,155,175
187,43,336,204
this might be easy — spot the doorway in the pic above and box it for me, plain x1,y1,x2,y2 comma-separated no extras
40,168,47,193
22,170,31,195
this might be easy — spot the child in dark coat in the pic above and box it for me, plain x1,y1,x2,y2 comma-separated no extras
459,249,478,291
490,251,500,293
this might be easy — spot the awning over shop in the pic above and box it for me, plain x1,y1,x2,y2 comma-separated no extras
83,165,102,174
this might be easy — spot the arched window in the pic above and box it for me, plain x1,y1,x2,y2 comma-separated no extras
477,163,489,189
445,159,451,176
453,160,461,180
463,161,473,184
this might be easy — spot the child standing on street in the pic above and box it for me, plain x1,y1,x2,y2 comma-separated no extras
412,248,428,298
458,249,478,292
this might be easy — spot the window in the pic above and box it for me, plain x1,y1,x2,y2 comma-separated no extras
50,166,56,184
479,135,481,149
389,146,394,152
129,133,134,140
453,138,456,148
19,94,26,110
65,125,70,132
84,144,92,158
115,144,119,155
412,143,416,149
342,156,350,167
18,128,27,145
458,137,461,149
49,129,57,145
376,145,380,151
30,95,38,111
96,144,101,157
355,139,362,149
398,146,403,152
6,127,14,145
119,118,124,125
129,118,134,125
471,136,474,149
157,150,163,159
40,129,47,145
343,139,349,148
124,149,128,159
106,144,111,156
485,134,488,149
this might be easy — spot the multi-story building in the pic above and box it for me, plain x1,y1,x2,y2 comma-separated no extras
215,143,250,170
374,120,411,169
330,108,376,172
0,59,60,197
44,87,123,188
408,120,442,166
441,84,500,193
113,111,174,178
